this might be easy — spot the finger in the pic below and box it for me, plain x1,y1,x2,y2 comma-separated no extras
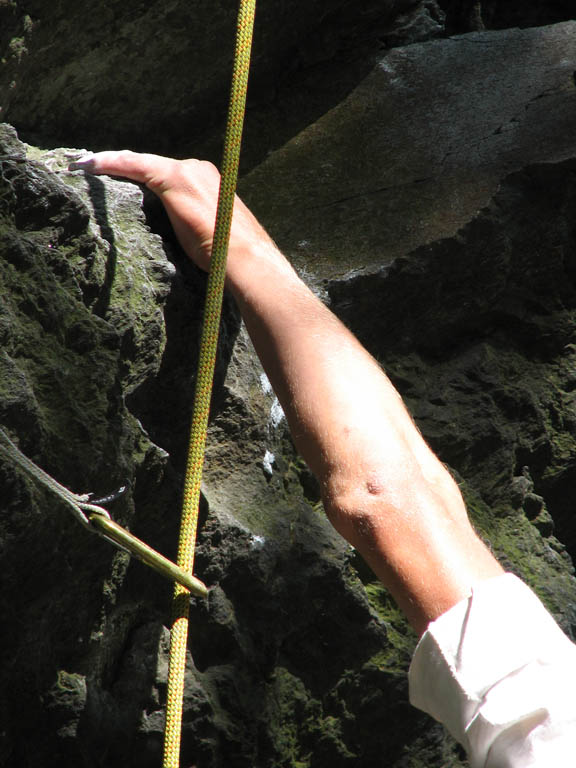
68,150,172,187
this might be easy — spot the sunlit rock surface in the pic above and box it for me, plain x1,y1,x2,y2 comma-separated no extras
241,22,576,278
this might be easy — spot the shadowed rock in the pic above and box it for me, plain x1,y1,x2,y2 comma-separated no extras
0,0,444,164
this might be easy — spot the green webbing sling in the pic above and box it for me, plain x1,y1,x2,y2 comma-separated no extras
162,2,257,766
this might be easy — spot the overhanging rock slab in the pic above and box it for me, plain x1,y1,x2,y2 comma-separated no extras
241,22,576,278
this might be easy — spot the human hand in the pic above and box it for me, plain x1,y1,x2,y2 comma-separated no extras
69,150,273,273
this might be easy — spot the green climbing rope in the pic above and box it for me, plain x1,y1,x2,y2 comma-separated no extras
162,1,257,766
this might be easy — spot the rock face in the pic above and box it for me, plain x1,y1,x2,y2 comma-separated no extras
1,10,576,768
240,22,576,278
0,0,445,164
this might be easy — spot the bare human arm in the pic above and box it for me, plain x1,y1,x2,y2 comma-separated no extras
71,151,503,635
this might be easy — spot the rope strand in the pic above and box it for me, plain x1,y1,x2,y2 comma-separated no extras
162,2,257,765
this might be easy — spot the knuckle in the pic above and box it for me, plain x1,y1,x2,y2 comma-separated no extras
117,149,136,162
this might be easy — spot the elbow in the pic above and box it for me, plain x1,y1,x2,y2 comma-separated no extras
320,472,403,550
320,461,468,551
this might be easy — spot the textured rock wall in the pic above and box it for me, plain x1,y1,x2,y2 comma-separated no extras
1,4,576,768
0,0,444,164
240,22,576,277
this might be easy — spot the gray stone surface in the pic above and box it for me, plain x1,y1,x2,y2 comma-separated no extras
240,22,576,278
1,13,576,768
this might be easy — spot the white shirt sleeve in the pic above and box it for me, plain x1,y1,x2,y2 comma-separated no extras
408,573,576,767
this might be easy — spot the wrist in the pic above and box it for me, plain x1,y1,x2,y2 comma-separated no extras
226,239,300,302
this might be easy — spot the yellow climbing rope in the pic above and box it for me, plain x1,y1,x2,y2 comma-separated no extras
162,2,257,766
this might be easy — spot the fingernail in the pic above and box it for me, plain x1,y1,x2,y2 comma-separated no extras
68,155,95,172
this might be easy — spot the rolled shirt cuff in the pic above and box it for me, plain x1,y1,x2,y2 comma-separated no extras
408,573,576,767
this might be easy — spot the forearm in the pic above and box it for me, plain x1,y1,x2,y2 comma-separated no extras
227,243,408,492
228,245,374,482
228,244,503,632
